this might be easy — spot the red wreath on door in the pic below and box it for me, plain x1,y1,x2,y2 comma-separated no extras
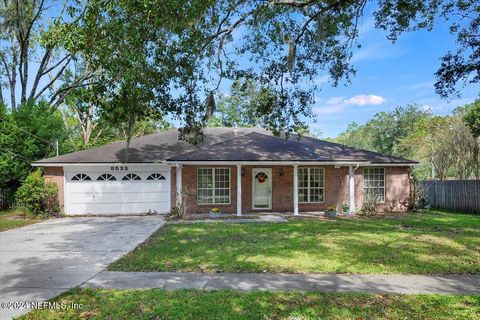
255,172,268,183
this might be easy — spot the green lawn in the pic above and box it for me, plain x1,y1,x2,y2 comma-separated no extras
0,210,40,231
109,211,480,274
20,289,480,320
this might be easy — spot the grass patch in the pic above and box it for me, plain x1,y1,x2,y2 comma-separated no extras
20,288,480,320
0,209,41,231
109,210,480,274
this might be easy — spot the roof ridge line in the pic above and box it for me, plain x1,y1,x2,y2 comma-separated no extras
290,134,413,162
34,129,179,163
165,129,257,161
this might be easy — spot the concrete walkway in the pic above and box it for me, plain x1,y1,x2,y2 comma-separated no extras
0,216,164,320
83,271,480,295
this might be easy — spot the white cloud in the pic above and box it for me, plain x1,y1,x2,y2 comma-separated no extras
313,94,385,115
344,94,384,106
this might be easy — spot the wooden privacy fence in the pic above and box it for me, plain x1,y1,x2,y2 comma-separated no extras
0,188,15,209
419,180,480,214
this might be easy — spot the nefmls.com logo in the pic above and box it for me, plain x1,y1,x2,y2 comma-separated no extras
30,301,84,310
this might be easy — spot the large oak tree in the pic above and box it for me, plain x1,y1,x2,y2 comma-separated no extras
1,0,478,135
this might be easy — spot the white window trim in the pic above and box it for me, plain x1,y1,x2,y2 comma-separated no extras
298,167,325,204
146,173,167,181
70,173,92,181
363,167,386,203
97,173,116,181
122,173,142,181
197,167,231,205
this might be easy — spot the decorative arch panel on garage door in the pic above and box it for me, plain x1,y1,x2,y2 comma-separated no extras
64,165,171,215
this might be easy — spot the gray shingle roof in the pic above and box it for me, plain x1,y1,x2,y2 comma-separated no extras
35,127,417,164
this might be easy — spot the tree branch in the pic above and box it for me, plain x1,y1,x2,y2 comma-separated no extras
0,56,12,87
293,0,352,46
2,48,18,109
203,4,266,50
29,53,72,100
49,77,97,108
28,48,52,100
41,54,71,76
18,0,46,103
268,0,317,8
34,57,72,100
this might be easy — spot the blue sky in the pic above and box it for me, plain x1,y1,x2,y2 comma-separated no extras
306,15,478,138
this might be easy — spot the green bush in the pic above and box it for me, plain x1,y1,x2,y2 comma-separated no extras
15,170,45,215
15,169,60,217
44,181,60,216
359,193,381,216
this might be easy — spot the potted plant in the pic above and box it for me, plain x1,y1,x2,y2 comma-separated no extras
209,207,221,218
325,206,337,218
341,203,349,213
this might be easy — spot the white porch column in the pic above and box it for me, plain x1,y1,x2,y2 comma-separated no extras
348,165,355,214
293,164,299,216
236,165,242,216
176,164,183,206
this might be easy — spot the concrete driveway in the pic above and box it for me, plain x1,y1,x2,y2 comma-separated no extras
0,216,164,320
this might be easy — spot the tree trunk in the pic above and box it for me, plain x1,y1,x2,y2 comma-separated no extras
20,43,28,104
9,50,18,112
78,104,97,147
9,75,16,112
0,83,4,106
29,49,51,100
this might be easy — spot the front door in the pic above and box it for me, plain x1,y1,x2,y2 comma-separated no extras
252,168,272,210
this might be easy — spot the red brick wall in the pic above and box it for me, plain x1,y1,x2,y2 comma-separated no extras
44,167,64,209
181,165,239,214
385,166,411,210
351,166,411,211
41,164,411,215
241,166,293,212
175,165,411,214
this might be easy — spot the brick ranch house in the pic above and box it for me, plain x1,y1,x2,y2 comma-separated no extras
33,128,417,215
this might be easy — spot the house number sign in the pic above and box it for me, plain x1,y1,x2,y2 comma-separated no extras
111,166,129,171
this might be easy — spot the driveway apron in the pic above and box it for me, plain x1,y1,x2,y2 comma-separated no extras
0,216,164,320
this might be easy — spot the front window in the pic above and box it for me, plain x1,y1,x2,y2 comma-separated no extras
197,168,231,204
298,167,324,203
364,167,385,202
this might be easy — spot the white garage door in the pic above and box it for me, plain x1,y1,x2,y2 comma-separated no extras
64,166,171,215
